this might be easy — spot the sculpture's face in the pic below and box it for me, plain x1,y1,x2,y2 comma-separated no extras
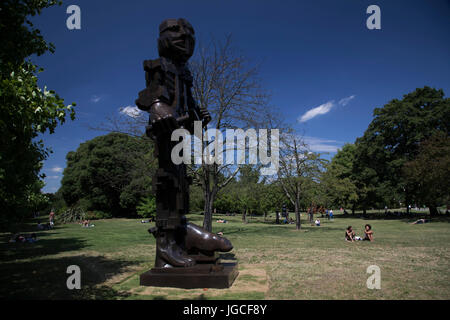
158,18,195,63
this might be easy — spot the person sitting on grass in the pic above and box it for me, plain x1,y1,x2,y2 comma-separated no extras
81,219,94,227
26,233,37,243
410,218,429,225
345,226,356,242
37,221,51,230
315,219,321,226
363,224,374,241
9,233,38,243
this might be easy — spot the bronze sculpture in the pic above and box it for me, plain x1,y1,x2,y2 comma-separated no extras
136,18,238,288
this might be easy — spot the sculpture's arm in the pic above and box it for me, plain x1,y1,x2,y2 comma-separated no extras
135,59,178,136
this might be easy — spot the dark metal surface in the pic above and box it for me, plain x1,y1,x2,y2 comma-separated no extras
135,19,236,288
140,262,239,289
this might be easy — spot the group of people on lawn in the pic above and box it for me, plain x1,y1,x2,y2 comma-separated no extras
307,206,334,222
345,224,374,242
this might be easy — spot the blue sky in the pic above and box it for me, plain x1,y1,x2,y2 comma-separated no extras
29,0,450,193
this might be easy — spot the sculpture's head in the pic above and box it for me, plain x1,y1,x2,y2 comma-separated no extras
158,18,195,63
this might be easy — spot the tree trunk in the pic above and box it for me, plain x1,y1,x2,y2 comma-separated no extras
295,200,301,230
203,191,212,232
405,190,411,215
203,186,217,232
264,211,267,222
242,209,248,224
428,205,438,217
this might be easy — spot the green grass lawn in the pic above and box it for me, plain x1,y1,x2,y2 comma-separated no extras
1,212,449,300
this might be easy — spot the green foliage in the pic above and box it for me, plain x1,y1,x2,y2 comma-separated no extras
45,190,67,214
0,0,75,224
189,185,205,212
0,1,62,74
258,182,288,214
60,133,156,217
322,144,359,209
354,86,450,211
85,210,112,220
212,165,290,218
136,196,156,219
403,132,450,210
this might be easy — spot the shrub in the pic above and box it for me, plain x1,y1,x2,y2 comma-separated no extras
59,206,86,224
136,196,156,219
85,210,112,220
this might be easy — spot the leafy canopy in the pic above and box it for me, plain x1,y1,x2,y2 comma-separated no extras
0,0,75,223
60,133,156,217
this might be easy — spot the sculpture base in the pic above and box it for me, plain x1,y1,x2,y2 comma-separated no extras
140,262,239,289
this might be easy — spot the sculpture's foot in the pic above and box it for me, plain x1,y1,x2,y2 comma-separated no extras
155,230,195,268
185,222,233,253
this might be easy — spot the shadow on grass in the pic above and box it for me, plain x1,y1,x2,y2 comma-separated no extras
150,295,168,300
0,233,88,263
0,219,135,300
0,254,134,300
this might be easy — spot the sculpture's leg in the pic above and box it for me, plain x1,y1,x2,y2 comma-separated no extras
152,133,194,267
177,159,233,259
184,222,233,254
152,228,194,268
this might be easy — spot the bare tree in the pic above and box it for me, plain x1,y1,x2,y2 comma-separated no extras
87,107,147,138
189,35,277,231
277,130,327,230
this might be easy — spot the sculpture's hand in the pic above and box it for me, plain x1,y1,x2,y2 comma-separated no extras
148,101,179,137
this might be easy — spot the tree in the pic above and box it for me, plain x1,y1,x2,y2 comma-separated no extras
258,182,287,221
403,132,450,215
277,132,327,229
136,196,157,219
235,165,260,223
60,133,156,217
354,86,450,215
0,0,75,224
322,144,359,212
189,36,278,231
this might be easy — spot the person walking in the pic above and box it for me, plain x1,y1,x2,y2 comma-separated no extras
49,210,55,227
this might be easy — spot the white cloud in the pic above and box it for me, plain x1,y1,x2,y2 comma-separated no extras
304,136,342,153
338,95,355,106
298,95,356,123
298,101,335,123
50,166,63,173
46,175,60,179
120,105,143,118
91,95,102,103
